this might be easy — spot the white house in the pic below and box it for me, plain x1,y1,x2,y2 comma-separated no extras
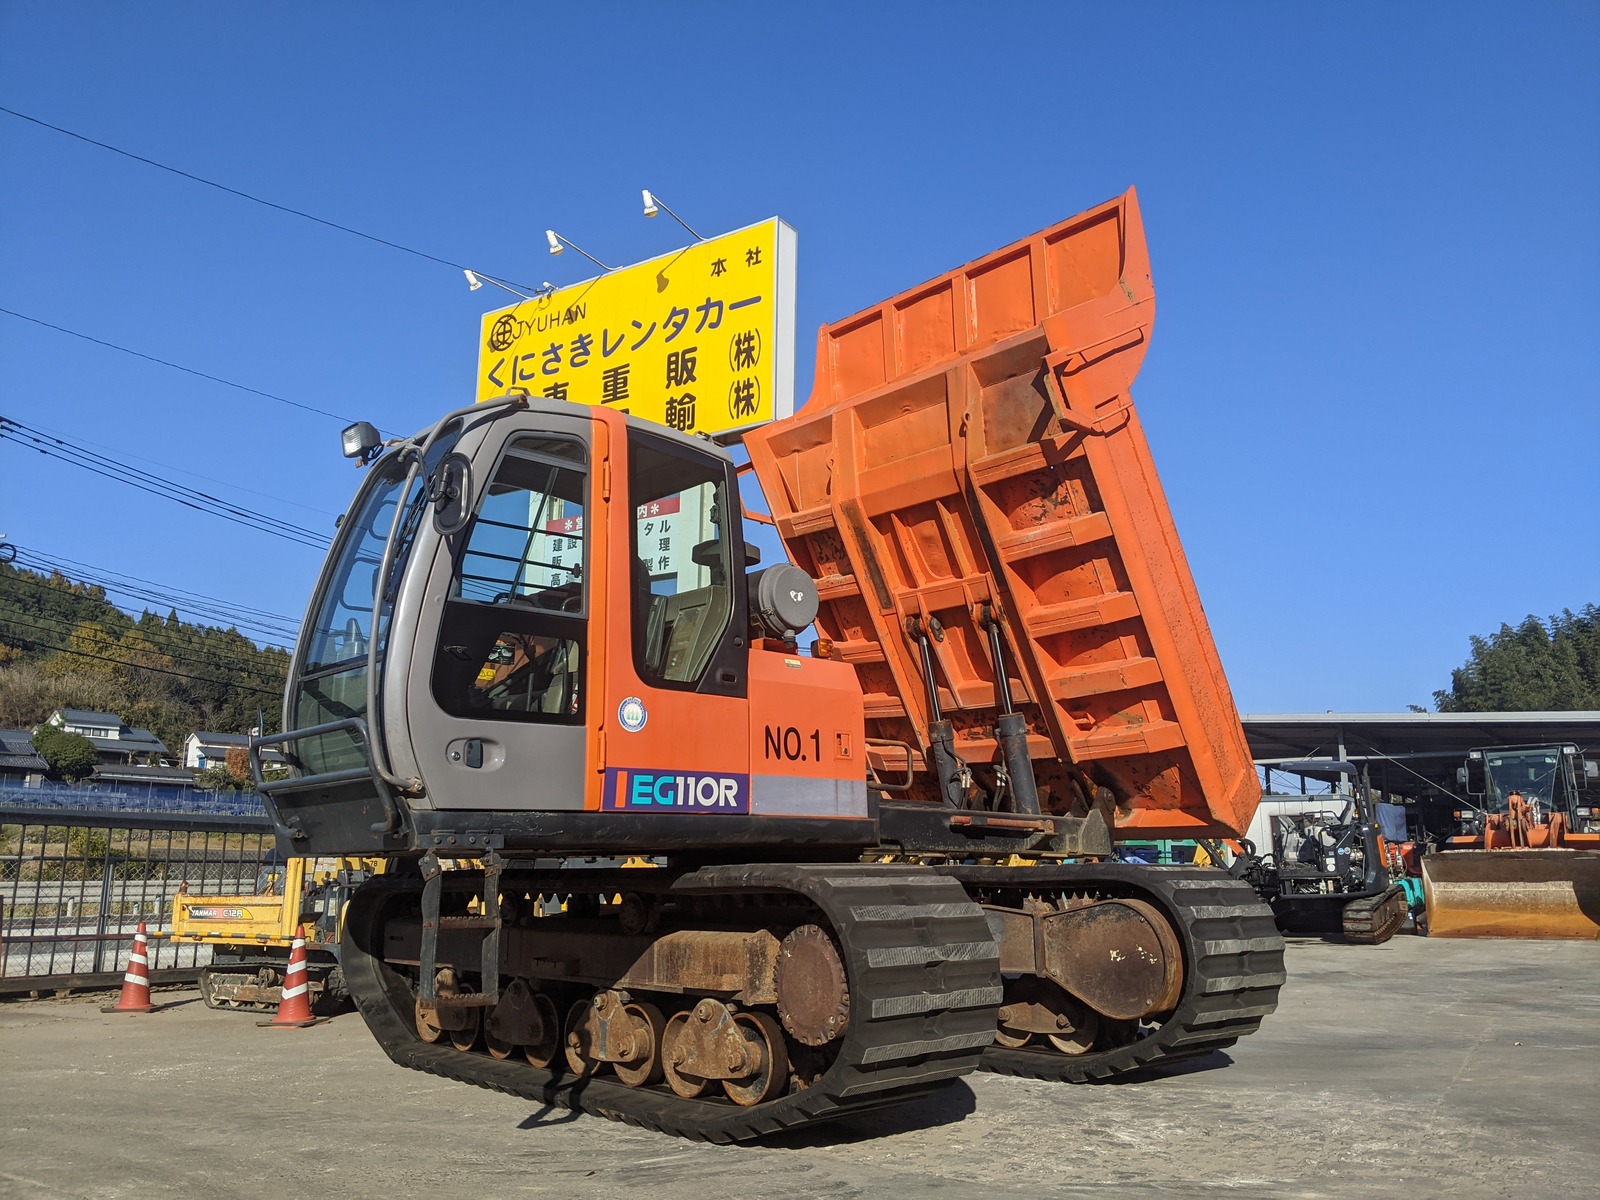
44,708,171,765
184,730,285,772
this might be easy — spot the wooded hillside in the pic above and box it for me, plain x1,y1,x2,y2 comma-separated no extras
0,562,290,754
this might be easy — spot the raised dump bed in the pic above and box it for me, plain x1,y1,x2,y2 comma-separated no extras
745,189,1258,839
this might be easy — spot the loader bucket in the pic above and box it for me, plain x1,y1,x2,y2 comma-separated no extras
1421,849,1600,939
745,189,1259,839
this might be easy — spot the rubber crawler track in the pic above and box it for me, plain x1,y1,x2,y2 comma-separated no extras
1341,884,1408,945
939,863,1286,1083
342,863,1002,1142
199,966,352,1014
199,981,276,1013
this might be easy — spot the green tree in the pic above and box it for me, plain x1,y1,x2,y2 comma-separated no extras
40,621,124,684
193,764,240,791
0,561,291,742
1434,606,1600,711
31,724,100,781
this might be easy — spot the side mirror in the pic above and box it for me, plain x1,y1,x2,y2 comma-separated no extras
1463,753,1486,796
431,454,473,535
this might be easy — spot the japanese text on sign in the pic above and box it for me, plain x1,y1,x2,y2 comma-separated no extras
476,219,797,436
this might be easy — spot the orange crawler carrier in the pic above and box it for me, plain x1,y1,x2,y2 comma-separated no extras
260,187,1283,1141
746,189,1257,840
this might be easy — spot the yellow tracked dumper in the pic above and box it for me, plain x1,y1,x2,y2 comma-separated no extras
163,855,382,1010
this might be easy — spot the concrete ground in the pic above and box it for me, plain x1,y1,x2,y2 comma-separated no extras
1,936,1596,1200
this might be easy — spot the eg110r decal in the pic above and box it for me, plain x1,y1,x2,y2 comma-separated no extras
602,768,750,814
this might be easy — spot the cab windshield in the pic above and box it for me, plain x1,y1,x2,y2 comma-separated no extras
1484,749,1566,812
287,424,461,774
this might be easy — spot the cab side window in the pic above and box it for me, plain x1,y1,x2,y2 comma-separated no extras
628,435,736,691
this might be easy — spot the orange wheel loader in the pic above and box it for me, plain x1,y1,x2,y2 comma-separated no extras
1422,744,1600,938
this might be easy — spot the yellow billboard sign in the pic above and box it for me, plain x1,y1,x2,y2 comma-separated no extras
476,218,796,436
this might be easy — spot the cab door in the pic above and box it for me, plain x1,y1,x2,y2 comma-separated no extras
406,411,603,811
597,428,751,816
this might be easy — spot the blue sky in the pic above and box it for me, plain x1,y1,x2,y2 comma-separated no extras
1,2,1595,712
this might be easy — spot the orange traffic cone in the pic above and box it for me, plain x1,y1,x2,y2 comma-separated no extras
258,925,326,1028
102,922,159,1013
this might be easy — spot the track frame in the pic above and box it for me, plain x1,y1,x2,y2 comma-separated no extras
343,862,1002,1142
939,862,1285,1082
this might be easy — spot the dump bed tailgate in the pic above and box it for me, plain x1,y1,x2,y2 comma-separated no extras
744,189,1257,838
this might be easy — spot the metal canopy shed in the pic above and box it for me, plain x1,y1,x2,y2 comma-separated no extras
1241,711,1600,803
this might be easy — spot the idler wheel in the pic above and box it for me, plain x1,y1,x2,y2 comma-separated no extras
996,976,1100,1054
775,925,850,1046
993,1022,1033,1049
416,968,465,1044
412,972,473,1049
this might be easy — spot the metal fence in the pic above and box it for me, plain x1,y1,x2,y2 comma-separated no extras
0,781,267,817
0,805,275,993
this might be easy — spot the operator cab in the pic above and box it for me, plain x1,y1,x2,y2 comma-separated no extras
1484,747,1567,814
253,395,859,859
1461,745,1589,816
254,855,287,896
1456,744,1600,837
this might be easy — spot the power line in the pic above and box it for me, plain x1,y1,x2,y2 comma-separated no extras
2,560,299,647
9,556,304,668
0,416,332,550
0,423,330,550
13,557,301,641
13,545,301,628
0,306,360,426
0,592,293,684
0,612,284,697
1,605,289,691
16,417,341,518
7,614,291,700
0,104,533,289
2,571,298,650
